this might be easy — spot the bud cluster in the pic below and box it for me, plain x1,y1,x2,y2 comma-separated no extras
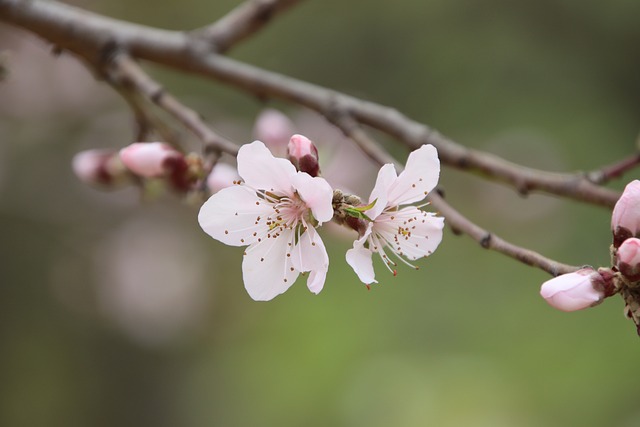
72,142,240,196
540,180,640,336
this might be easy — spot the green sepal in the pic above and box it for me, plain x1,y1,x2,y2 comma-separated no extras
343,198,377,222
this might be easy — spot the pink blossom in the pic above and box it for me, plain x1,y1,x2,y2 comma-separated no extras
539,268,605,312
346,144,445,285
253,109,295,152
612,180,640,247
73,149,114,184
288,134,320,177
206,162,241,193
198,140,334,301
72,149,128,187
119,142,183,178
617,237,640,281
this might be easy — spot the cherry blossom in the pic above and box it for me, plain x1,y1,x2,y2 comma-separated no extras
206,162,241,194
617,237,640,281
539,268,606,312
288,134,320,177
72,148,134,189
346,144,445,285
119,142,183,178
612,180,640,248
198,140,334,301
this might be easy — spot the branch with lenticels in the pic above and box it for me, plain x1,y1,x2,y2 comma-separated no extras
0,0,626,276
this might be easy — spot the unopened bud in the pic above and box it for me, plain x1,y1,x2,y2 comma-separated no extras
288,134,320,177
540,268,607,312
253,109,295,150
72,149,129,188
617,238,640,281
206,163,241,193
612,180,640,248
119,142,184,178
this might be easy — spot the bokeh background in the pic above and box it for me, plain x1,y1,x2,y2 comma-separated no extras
2,0,640,426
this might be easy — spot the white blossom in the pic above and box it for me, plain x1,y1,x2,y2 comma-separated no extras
198,140,333,301
346,144,444,285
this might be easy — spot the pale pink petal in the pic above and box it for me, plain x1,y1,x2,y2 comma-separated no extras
253,109,295,149
375,207,444,261
242,229,299,301
346,232,377,285
292,172,334,223
387,144,440,206
367,163,397,219
307,268,328,295
237,140,297,192
206,162,240,193
198,185,272,247
290,227,329,294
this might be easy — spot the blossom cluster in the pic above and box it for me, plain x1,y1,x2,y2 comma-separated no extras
540,180,640,333
198,137,444,301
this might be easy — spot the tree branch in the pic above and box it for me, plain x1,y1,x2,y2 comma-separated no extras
0,0,619,208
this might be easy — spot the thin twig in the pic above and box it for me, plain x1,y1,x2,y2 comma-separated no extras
191,0,303,53
587,153,640,185
107,53,239,156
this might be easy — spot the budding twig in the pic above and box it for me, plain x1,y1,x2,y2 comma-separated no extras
0,0,622,207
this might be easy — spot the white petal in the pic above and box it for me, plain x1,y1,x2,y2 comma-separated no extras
242,230,299,301
198,185,271,246
290,227,329,294
346,234,377,285
292,173,334,223
387,144,440,206
367,163,397,219
375,207,444,261
237,140,297,192
307,268,327,295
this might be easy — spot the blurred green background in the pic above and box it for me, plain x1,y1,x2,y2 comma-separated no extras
2,0,640,426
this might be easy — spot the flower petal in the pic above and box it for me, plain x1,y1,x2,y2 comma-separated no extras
387,144,440,206
367,163,397,220
237,140,297,192
346,232,377,285
292,172,334,223
375,207,444,261
290,227,329,294
198,185,271,246
242,229,299,301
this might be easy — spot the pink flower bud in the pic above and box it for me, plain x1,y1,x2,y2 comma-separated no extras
287,134,320,177
206,163,240,193
617,237,640,281
72,149,129,187
253,109,295,150
119,142,183,178
612,180,640,248
540,268,606,312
